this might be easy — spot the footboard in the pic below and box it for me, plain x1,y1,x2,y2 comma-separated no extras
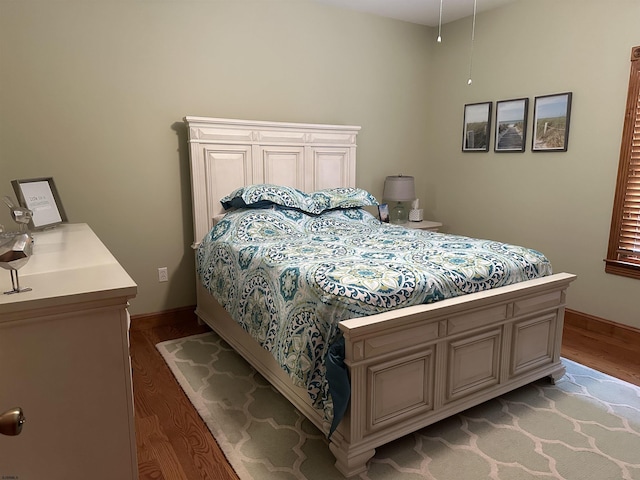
195,272,575,477
330,272,576,477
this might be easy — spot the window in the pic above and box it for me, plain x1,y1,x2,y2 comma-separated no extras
606,46,640,279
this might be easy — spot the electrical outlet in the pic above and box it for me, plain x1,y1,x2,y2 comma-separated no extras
158,267,168,282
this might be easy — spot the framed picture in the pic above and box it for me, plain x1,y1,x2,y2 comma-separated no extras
462,102,492,152
378,203,390,223
11,177,67,229
494,98,529,152
532,92,572,152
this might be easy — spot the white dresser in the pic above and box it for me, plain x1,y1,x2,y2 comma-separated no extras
0,223,138,480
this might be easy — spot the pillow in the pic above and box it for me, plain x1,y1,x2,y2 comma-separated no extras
220,184,378,215
309,187,378,213
220,184,314,211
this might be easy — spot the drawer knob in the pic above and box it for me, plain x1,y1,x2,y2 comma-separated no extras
0,407,26,436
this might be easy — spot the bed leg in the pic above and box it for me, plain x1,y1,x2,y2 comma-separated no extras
329,443,375,478
548,363,567,385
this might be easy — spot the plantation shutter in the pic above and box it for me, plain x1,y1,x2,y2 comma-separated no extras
605,45,640,279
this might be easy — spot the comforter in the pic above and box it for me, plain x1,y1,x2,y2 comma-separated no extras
197,206,552,431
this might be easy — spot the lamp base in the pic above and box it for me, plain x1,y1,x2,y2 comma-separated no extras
390,202,408,224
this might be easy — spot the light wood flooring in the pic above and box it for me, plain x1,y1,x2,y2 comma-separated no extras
131,313,640,480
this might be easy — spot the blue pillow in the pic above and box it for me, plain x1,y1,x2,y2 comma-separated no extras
220,184,314,211
221,184,378,215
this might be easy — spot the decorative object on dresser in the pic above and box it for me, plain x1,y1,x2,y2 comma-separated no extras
383,175,415,224
184,116,576,477
11,177,67,230
0,223,138,480
1,196,34,294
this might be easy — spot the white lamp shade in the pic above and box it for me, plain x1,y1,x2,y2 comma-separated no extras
383,175,416,202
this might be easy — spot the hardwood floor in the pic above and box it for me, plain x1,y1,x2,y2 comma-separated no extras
561,321,640,386
131,317,239,480
131,313,640,480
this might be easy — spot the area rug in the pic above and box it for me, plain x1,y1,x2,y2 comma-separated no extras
157,331,640,480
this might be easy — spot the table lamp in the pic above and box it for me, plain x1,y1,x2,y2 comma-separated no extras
383,175,415,224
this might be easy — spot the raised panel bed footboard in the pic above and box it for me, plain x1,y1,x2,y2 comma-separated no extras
330,272,575,477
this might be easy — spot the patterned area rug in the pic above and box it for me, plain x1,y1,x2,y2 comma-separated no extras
157,331,640,480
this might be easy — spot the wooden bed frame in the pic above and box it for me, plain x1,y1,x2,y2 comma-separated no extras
185,116,576,477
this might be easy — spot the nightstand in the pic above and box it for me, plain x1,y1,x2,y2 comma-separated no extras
404,220,442,231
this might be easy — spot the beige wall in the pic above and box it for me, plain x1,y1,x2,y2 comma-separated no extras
424,0,640,327
1,0,638,329
0,0,431,314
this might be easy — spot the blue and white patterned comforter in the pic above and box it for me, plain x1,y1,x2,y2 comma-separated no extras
197,206,552,429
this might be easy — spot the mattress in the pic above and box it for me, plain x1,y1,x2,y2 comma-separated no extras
197,206,552,430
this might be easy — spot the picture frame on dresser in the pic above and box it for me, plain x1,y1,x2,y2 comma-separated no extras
462,101,492,152
12,177,67,229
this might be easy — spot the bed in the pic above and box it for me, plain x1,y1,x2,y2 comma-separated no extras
185,116,576,477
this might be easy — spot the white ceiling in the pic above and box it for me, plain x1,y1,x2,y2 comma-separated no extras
312,0,517,27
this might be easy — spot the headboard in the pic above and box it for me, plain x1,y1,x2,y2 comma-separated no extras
184,116,361,247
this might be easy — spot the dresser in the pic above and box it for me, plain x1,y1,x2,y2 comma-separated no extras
0,223,138,480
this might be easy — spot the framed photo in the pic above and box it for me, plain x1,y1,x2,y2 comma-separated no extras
378,203,390,223
494,98,529,152
462,102,492,152
11,177,67,229
532,92,572,152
